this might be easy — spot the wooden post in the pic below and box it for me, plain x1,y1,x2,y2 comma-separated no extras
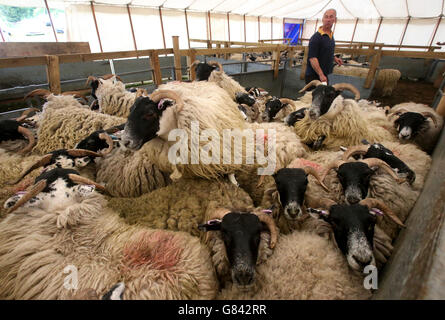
150,50,162,85
185,9,191,49
364,49,382,88
224,42,229,59
159,7,166,50
216,43,221,58
172,36,182,81
300,46,309,80
374,17,383,44
46,55,61,94
271,17,273,40
127,5,138,51
314,19,318,33
44,0,58,42
272,46,280,79
0,23,5,42
187,50,197,81
398,16,411,51
258,16,261,42
90,1,103,52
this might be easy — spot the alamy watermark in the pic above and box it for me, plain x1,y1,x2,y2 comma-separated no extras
63,265,78,290
167,121,277,175
363,265,378,290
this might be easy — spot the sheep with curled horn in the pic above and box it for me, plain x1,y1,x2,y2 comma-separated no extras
290,92,398,151
7,148,107,186
387,102,443,154
85,74,137,118
0,169,218,300
0,108,39,155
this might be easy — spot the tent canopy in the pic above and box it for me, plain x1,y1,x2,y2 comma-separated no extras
0,0,444,19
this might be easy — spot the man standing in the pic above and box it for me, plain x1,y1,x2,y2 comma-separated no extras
305,9,343,84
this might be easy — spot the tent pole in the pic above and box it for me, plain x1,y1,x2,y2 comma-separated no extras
159,7,166,50
0,23,5,42
227,12,231,42
271,17,273,41
208,11,212,42
314,18,318,33
185,9,191,49
373,17,383,45
126,5,138,51
44,0,58,42
258,16,260,41
90,1,103,52
429,15,443,49
350,18,359,46
244,14,246,44
398,16,411,51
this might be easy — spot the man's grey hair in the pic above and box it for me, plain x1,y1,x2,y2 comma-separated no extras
324,8,337,16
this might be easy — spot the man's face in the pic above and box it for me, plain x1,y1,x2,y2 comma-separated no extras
322,10,336,29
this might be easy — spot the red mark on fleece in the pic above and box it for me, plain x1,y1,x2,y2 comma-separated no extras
122,230,183,271
291,158,323,172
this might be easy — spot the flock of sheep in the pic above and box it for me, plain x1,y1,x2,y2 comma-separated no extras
0,58,442,300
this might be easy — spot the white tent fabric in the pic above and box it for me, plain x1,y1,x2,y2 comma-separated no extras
1,0,445,52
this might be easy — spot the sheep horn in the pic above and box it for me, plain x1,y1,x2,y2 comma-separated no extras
101,74,123,82
8,153,53,185
67,149,104,158
190,60,201,70
303,166,329,192
6,179,47,214
299,80,322,93
421,112,438,128
16,126,36,155
85,75,98,87
311,197,337,212
360,158,406,184
135,88,148,98
208,60,223,71
251,102,260,122
90,99,99,110
209,207,232,220
15,108,40,123
150,90,185,113
331,83,360,100
24,89,52,100
61,91,88,103
359,198,405,228
98,133,114,155
388,108,408,119
279,98,294,106
342,145,370,161
254,212,278,249
320,160,346,182
67,174,106,192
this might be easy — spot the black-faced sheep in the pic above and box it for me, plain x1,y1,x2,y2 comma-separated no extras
0,170,218,300
388,102,444,154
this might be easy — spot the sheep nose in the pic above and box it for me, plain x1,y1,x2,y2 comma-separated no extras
353,255,372,268
235,270,254,286
346,195,360,204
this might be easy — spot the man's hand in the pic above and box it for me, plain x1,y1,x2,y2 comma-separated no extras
334,56,343,66
319,73,328,83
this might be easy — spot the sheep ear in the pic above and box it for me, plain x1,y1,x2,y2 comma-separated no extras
198,219,221,232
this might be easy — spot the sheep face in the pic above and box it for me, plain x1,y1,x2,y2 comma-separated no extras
284,108,308,126
273,168,308,220
0,120,23,142
394,112,429,140
199,212,265,290
76,130,110,153
195,63,217,81
262,97,285,122
364,143,415,184
235,93,255,106
336,162,375,205
121,97,166,150
309,85,341,119
321,204,376,272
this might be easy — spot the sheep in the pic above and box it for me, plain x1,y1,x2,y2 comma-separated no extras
261,97,309,123
313,141,431,240
33,97,125,154
388,102,444,154
217,230,371,300
121,81,283,181
333,65,401,97
85,74,136,117
0,169,218,300
291,94,398,151
191,60,248,101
